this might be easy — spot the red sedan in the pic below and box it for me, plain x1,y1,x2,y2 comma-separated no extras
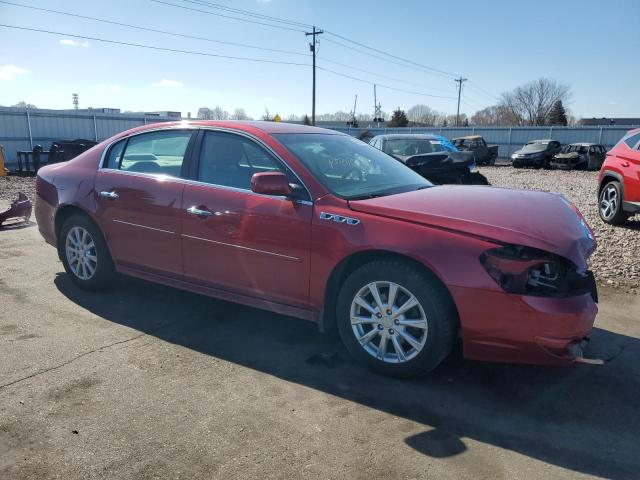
35,121,599,377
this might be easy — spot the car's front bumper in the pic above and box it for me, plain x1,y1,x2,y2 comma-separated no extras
450,285,599,366
512,156,543,167
551,159,578,169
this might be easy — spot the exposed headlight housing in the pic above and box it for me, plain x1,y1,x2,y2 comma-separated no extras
479,245,597,301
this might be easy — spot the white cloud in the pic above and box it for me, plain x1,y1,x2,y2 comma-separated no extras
0,65,28,81
153,79,183,88
59,39,89,48
99,83,121,92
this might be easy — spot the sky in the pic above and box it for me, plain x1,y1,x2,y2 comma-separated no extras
0,0,639,120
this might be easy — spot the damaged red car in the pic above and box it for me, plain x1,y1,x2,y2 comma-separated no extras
34,122,599,377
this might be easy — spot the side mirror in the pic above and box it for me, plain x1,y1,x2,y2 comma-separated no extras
250,172,293,196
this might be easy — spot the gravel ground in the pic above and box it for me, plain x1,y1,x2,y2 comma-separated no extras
2,170,638,291
482,166,639,292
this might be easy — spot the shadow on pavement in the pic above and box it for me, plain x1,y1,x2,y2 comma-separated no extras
55,273,640,479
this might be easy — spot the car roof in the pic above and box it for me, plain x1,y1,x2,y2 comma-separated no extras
452,135,482,140
526,139,556,143
567,142,597,146
376,134,442,140
129,120,343,136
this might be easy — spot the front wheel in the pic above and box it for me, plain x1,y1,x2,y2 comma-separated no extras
336,260,457,377
599,181,629,225
59,214,116,290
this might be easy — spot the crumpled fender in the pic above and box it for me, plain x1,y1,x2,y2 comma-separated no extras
0,192,32,228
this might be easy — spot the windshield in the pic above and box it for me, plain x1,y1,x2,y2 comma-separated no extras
521,142,548,153
383,139,445,156
274,133,431,199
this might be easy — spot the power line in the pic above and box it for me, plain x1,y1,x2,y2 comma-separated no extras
317,66,457,99
156,0,462,80
0,23,457,102
467,82,500,102
319,57,456,93
0,24,311,66
321,37,450,80
149,0,307,33
2,0,456,98
323,31,459,79
178,0,312,29
0,0,309,58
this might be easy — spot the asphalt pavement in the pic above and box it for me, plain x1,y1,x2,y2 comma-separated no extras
1,221,639,479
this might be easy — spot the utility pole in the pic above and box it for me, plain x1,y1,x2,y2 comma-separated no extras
305,26,323,126
373,83,383,126
454,77,467,126
72,93,79,110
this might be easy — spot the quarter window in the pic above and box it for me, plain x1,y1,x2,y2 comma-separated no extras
106,130,192,177
197,131,289,190
623,133,640,149
105,139,125,169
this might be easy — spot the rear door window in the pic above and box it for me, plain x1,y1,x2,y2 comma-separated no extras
105,130,193,177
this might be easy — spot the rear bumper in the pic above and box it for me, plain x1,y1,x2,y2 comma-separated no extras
450,285,598,366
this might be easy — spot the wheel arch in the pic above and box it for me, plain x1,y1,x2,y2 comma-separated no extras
54,205,111,259
318,249,460,334
599,170,624,197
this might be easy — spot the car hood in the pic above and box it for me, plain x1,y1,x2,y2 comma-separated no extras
394,151,475,168
348,186,596,268
513,149,543,156
554,152,582,159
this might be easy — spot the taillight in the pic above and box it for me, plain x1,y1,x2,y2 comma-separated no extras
480,245,596,299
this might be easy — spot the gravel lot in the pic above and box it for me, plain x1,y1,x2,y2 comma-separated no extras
2,168,638,291
482,166,639,292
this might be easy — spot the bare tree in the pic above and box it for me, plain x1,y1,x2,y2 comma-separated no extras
499,78,571,126
406,104,441,126
230,108,250,120
197,107,212,119
470,105,520,126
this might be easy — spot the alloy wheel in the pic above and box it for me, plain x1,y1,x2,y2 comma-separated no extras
65,226,98,280
350,281,428,363
600,185,618,221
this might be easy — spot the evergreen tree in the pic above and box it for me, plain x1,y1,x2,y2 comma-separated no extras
463,118,469,127
303,114,311,126
548,100,568,126
388,108,409,127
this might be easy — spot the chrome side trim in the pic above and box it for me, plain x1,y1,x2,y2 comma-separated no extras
113,219,174,234
182,234,300,261
97,125,313,203
319,211,360,226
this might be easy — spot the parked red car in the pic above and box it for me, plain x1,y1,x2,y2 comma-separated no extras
598,128,640,225
35,121,599,377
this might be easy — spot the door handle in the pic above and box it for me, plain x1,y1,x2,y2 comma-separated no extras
187,206,214,217
99,190,119,199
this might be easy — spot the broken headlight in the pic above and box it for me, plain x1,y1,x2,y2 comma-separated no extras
479,245,596,299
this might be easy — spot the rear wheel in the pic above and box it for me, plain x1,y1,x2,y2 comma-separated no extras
59,214,115,290
599,181,629,225
336,260,457,377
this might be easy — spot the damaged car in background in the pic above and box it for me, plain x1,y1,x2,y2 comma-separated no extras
370,133,489,185
551,143,606,170
0,193,32,228
512,139,562,169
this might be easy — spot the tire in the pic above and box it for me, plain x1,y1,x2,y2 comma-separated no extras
59,214,116,290
598,181,629,225
336,260,457,378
